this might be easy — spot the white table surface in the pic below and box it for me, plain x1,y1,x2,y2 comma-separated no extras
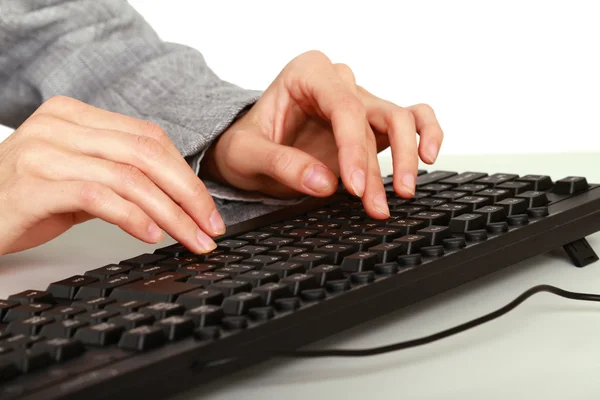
1,152,600,400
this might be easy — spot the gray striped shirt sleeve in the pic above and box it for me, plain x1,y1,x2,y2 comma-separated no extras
0,0,297,225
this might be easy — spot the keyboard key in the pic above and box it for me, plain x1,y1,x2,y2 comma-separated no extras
454,196,492,211
528,207,549,218
364,227,404,242
84,264,135,280
487,222,509,234
41,306,85,320
421,246,444,257
157,256,203,269
417,226,451,246
289,252,330,268
2,334,44,349
236,271,279,287
282,229,320,239
439,172,488,186
374,262,399,275
176,263,219,276
10,348,54,373
0,301,18,320
412,211,450,226
8,290,54,305
454,184,488,194
242,255,282,267
326,279,351,293
301,289,327,301
237,231,273,243
274,297,301,311
3,303,53,323
248,307,275,321
432,191,467,201
419,183,453,194
108,312,155,330
75,275,142,299
75,309,120,324
507,214,529,226
40,319,88,339
280,274,319,295
393,235,428,254
313,244,356,264
431,203,469,218
368,243,404,263
449,213,486,233
307,265,345,285
222,316,249,330
208,280,253,296
156,316,196,341
474,173,518,188
222,293,263,316
350,271,375,284
474,189,511,202
252,283,293,305
338,235,380,251
74,322,125,346
552,176,589,194
46,276,98,300
391,205,427,217
268,246,307,260
443,237,466,250
120,253,167,267
516,191,549,208
217,264,257,277
139,303,185,320
187,272,231,286
32,338,85,362
412,198,448,208
110,277,199,303
496,181,533,196
230,245,271,256
119,325,165,351
257,237,296,249
388,219,427,235
317,228,361,241
7,316,54,335
204,254,248,267
130,265,179,279
217,239,249,251
263,262,306,277
416,171,457,186
72,297,116,310
515,175,553,191
105,300,149,313
185,305,224,327
496,198,528,216
177,289,224,308
340,252,379,272
466,230,488,242
154,243,190,257
473,205,507,224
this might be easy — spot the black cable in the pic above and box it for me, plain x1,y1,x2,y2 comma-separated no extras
268,285,600,358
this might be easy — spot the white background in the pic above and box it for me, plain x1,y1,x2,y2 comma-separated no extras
2,0,600,158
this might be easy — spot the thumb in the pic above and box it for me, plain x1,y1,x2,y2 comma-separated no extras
242,135,338,197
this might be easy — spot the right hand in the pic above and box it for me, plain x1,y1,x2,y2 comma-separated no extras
0,96,225,255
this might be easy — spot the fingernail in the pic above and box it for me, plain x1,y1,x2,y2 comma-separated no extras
401,174,416,195
147,223,163,243
303,164,333,193
197,229,217,253
428,143,439,163
350,169,366,197
373,193,390,217
209,209,226,235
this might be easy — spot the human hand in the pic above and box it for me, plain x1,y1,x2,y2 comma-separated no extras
201,50,444,218
0,97,225,255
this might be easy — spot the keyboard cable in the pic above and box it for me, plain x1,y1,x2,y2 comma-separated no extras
266,285,600,358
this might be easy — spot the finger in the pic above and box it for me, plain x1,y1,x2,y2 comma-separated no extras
33,180,162,245
25,115,225,238
232,134,338,197
31,145,216,254
407,104,444,164
362,122,389,218
358,88,418,197
290,55,368,198
32,96,183,159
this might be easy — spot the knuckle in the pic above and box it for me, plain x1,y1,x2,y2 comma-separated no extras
301,50,331,64
20,114,58,136
117,164,145,187
77,182,107,208
415,103,435,114
136,135,165,161
139,120,168,141
169,207,188,227
333,63,356,84
14,140,47,174
335,94,365,118
42,95,76,110
388,107,415,128
189,181,207,198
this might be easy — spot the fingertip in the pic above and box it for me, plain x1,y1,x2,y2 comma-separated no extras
420,142,439,164
373,192,390,218
349,168,366,197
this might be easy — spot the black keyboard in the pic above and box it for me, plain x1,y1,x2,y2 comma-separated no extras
2,170,600,400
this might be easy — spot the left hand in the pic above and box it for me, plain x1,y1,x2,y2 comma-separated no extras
201,50,444,219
